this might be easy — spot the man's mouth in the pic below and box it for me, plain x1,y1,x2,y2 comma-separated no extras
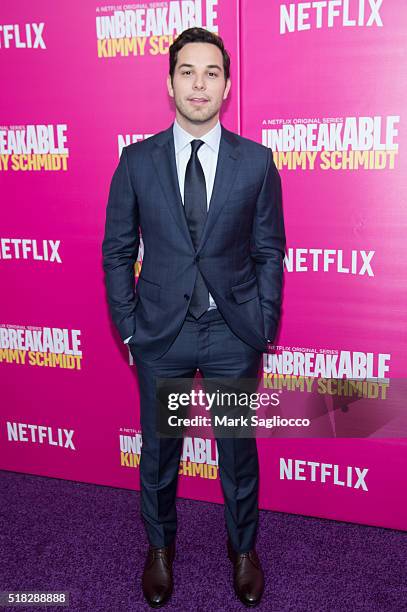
188,97,209,105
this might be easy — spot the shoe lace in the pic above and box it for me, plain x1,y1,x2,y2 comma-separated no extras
149,546,173,564
237,550,260,569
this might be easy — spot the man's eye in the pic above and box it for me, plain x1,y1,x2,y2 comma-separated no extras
182,71,191,75
208,72,218,77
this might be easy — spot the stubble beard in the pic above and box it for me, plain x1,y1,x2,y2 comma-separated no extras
175,96,221,126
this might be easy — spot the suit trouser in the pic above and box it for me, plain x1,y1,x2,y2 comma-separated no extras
132,307,263,553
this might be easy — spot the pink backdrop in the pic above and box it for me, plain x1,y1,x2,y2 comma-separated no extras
1,0,406,531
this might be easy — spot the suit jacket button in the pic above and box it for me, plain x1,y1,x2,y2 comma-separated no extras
184,294,190,300
195,255,200,262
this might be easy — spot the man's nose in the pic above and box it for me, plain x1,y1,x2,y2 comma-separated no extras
193,76,206,89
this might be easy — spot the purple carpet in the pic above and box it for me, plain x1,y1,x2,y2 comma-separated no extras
1,470,406,611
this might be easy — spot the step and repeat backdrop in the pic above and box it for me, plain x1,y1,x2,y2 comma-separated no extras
1,1,406,530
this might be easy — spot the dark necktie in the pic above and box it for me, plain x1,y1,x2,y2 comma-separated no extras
184,139,210,318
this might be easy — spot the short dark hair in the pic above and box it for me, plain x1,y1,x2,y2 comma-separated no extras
169,28,231,83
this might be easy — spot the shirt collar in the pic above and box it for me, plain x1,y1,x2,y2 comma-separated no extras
173,118,221,155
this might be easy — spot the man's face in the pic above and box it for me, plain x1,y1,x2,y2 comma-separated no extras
167,42,231,126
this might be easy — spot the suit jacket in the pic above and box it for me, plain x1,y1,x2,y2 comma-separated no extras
102,122,286,360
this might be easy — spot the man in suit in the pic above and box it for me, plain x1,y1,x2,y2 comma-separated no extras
102,27,285,608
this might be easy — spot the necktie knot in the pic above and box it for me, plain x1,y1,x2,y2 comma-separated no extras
190,139,205,155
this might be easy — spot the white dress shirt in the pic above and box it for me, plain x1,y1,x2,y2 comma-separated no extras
124,119,221,344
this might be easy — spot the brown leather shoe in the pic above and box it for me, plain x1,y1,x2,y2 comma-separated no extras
227,538,264,607
141,541,175,608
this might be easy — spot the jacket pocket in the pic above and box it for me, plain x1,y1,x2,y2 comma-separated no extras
231,276,259,304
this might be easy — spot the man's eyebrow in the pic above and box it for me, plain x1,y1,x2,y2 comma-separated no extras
177,63,222,70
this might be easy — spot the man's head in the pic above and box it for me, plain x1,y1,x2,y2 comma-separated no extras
167,28,231,134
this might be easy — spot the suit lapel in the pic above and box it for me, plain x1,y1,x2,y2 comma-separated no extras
197,126,241,252
151,125,194,250
151,123,242,253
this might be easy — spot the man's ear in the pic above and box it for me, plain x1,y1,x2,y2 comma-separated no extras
167,74,174,98
223,78,232,100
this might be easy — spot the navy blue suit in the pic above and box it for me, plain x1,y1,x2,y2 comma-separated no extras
102,122,285,552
